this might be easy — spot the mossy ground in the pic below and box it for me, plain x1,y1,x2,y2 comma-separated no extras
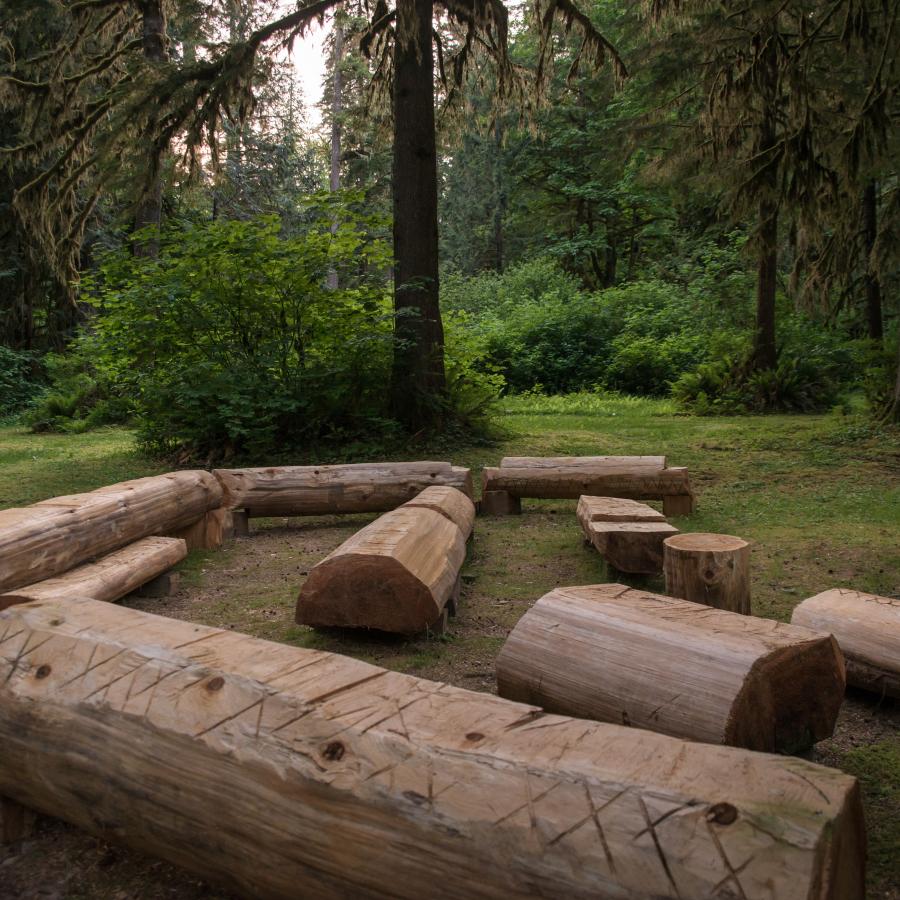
2,399,898,897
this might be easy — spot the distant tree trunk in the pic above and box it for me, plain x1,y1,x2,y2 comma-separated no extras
754,199,778,370
133,0,166,258
863,180,883,342
390,0,445,431
603,240,617,287
492,118,505,273
327,12,344,291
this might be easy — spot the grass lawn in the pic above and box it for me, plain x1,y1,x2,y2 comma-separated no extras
2,397,899,898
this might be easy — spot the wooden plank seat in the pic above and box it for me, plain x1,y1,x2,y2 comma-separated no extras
0,471,223,594
792,588,900,698
0,536,188,610
213,462,473,521
295,487,474,634
496,584,846,753
0,595,865,899
481,456,694,517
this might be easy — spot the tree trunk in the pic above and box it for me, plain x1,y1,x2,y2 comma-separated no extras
132,0,167,258
326,11,344,291
492,117,505,272
754,199,778,370
863,180,883,342
391,0,446,431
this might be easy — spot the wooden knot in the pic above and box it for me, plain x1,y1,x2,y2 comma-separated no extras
205,676,225,692
465,732,484,743
35,664,52,680
322,741,345,761
706,802,738,825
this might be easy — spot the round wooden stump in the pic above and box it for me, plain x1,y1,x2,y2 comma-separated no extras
663,532,751,614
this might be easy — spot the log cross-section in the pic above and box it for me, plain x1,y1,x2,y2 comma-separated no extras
296,503,467,633
792,588,900,698
496,584,846,753
0,596,865,899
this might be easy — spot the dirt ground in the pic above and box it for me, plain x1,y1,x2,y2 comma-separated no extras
3,508,899,899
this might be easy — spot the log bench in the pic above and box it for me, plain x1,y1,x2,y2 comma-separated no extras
295,487,475,634
213,462,473,527
496,584,846,753
0,472,223,595
0,536,187,610
0,595,865,899
577,496,676,575
792,588,900,698
481,456,694,517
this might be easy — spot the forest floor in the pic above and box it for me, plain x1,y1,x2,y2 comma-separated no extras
1,396,899,899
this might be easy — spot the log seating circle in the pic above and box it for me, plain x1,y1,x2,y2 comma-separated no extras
0,455,884,899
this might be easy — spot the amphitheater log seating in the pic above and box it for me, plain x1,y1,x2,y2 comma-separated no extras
0,595,865,899
496,584,846,753
792,588,900,698
295,487,474,633
213,462,473,518
0,536,187,610
481,456,694,516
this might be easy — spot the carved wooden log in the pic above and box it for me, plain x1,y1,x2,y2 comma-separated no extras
576,496,666,547
482,459,693,511
0,536,187,610
402,486,475,538
0,472,222,594
296,505,466,633
664,532,751,614
589,522,680,575
792,588,900,698
0,596,864,899
496,584,846,753
214,462,473,516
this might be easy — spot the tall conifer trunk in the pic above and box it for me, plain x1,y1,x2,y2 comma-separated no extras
391,0,445,430
863,180,883,342
327,12,344,291
133,0,166,258
755,199,778,371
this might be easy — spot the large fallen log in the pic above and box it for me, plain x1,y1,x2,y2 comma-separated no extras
0,536,187,609
296,504,466,633
401,485,475,538
214,462,473,517
0,472,222,594
0,596,864,899
482,458,693,516
792,588,900,698
496,584,846,753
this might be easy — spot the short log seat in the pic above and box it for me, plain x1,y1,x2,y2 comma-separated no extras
481,456,694,517
0,595,865,899
0,536,187,610
295,488,474,634
0,471,223,594
213,462,473,522
792,588,900,698
496,584,846,753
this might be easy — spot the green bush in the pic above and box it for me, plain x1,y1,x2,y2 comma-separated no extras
0,346,43,417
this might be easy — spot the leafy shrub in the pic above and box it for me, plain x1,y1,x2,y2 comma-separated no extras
0,346,43,417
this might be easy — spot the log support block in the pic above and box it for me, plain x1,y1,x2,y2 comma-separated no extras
0,596,866,899
792,588,900,698
232,509,250,538
133,570,181,599
1,795,36,844
663,493,694,516
664,532,751,614
479,490,521,516
496,584,846,753
172,508,233,551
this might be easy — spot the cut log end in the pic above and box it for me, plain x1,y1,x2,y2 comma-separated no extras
664,532,751,615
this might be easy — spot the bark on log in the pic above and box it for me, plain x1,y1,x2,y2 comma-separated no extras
589,522,679,575
0,596,864,899
496,584,846,754
576,496,665,542
214,462,473,516
296,506,466,633
401,486,475,538
0,537,187,609
664,533,751,614
0,472,222,594
482,462,693,509
792,588,900,698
